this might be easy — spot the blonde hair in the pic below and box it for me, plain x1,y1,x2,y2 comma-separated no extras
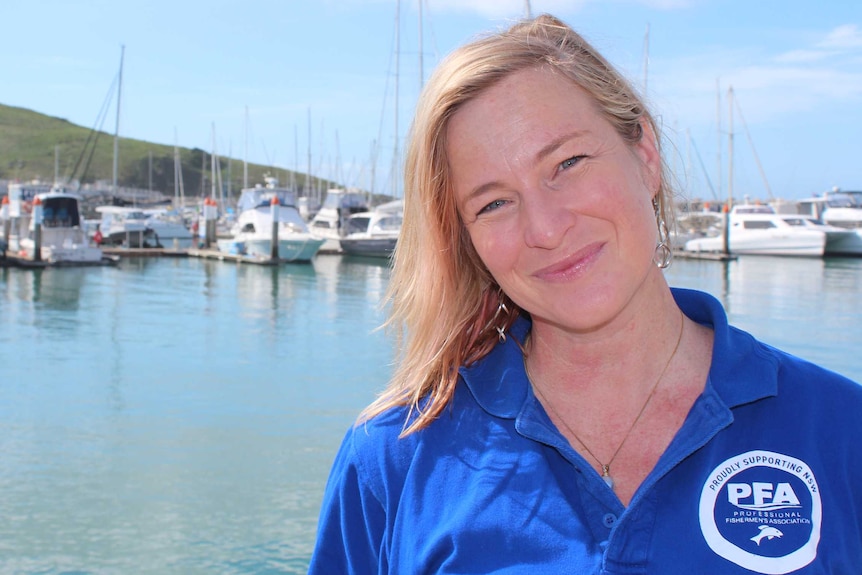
360,14,672,435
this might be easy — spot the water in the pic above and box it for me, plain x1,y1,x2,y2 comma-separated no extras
0,254,860,574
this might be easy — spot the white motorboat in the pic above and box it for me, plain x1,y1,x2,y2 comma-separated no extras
796,190,862,256
95,206,157,247
218,179,324,262
16,187,103,263
339,199,403,258
308,189,370,252
141,208,195,249
684,204,826,257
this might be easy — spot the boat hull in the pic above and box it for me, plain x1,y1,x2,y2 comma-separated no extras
823,229,862,256
233,236,325,262
684,229,826,257
339,237,397,258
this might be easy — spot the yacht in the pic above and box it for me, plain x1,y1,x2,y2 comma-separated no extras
142,208,195,249
796,189,862,256
308,189,369,252
95,206,157,247
218,178,324,262
339,199,403,258
684,204,826,257
16,187,103,263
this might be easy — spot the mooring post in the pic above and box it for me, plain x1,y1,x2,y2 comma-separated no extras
270,196,279,261
32,196,43,262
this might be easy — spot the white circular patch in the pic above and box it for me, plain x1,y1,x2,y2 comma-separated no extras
699,450,821,574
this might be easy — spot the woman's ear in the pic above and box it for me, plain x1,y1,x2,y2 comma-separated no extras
633,119,662,196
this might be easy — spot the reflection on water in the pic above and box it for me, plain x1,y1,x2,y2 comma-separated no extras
0,254,858,574
666,256,862,382
0,255,394,575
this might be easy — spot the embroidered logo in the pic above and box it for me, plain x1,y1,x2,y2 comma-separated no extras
699,450,821,574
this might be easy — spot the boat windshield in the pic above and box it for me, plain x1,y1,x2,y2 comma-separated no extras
346,216,371,234
374,216,402,232
826,194,859,209
735,205,775,214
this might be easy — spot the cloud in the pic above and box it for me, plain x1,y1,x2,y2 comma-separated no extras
819,24,862,50
650,21,862,132
774,24,862,64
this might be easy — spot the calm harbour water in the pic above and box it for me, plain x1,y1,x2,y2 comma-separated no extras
0,253,860,574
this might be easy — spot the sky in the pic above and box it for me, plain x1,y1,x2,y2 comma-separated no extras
3,0,861,201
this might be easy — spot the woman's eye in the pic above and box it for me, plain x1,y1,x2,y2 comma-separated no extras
478,199,507,215
560,155,585,170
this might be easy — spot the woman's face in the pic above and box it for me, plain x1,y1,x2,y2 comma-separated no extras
448,67,662,332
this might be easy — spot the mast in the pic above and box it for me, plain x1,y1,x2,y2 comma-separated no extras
112,45,125,196
722,85,734,255
642,24,650,94
307,107,313,203
716,78,722,202
243,105,249,189
173,128,180,207
392,0,401,197
211,123,217,202
418,0,424,90
727,85,734,209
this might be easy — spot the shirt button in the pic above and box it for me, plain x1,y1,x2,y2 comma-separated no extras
602,513,617,528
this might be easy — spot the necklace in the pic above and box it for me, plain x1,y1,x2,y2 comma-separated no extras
525,311,684,490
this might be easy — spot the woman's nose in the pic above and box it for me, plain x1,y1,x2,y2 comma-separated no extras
521,190,575,249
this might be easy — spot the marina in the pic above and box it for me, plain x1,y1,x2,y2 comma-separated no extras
1,253,861,574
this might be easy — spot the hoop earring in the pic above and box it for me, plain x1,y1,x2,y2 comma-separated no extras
653,196,672,269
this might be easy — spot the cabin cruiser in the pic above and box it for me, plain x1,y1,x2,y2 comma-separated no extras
339,199,402,258
141,208,195,249
308,189,369,252
684,204,826,257
218,178,324,262
95,206,157,248
15,187,103,263
795,189,862,256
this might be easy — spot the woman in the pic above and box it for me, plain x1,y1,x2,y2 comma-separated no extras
309,14,862,574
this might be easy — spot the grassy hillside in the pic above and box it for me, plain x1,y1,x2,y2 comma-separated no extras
0,103,330,197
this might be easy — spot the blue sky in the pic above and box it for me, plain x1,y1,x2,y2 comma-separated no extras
3,0,861,201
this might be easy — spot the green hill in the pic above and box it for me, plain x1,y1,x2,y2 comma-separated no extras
0,103,329,198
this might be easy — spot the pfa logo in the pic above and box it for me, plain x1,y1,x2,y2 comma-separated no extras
699,450,821,574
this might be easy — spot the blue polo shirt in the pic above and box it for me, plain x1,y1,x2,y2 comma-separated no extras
309,288,862,574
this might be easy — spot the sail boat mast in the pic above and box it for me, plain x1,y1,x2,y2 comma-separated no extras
391,0,400,198
112,45,125,196
418,0,424,90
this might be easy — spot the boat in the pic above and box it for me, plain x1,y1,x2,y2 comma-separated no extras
308,189,370,252
217,177,324,262
683,203,826,257
142,208,195,248
95,205,158,247
795,189,862,256
16,187,103,263
339,199,403,258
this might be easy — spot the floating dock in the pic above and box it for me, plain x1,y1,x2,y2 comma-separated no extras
672,250,738,261
0,254,120,268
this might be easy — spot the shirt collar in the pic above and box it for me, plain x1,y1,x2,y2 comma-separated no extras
459,288,778,420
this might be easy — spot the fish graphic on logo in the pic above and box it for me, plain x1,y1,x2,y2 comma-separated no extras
751,525,784,546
